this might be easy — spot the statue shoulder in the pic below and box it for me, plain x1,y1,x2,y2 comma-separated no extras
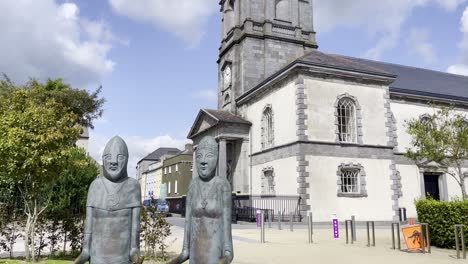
126,177,141,194
216,177,232,192
126,177,140,187
86,177,103,206
88,177,102,192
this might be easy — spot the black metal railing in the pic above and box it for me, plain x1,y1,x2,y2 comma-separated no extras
165,194,303,223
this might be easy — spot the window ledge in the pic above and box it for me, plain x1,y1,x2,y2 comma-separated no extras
337,193,368,198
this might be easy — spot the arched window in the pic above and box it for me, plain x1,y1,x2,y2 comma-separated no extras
275,0,290,21
336,97,358,143
261,105,274,149
262,167,276,196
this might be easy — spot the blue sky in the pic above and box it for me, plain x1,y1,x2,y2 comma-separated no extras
1,0,468,176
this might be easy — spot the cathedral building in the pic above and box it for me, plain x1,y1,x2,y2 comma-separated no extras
187,0,468,222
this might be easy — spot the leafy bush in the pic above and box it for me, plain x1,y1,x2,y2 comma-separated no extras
141,201,172,261
415,199,468,248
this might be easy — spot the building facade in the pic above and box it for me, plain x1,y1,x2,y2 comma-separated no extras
136,147,180,197
161,144,193,198
188,0,468,222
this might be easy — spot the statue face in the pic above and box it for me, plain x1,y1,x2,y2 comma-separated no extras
102,136,129,182
196,138,218,181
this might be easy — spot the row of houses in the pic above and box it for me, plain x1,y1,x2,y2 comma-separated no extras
135,144,193,203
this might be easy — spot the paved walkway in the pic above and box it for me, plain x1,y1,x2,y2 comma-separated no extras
166,219,464,264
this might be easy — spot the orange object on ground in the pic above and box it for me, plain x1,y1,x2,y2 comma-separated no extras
402,225,427,252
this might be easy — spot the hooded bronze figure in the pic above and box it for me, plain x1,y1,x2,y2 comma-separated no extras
75,136,141,264
169,136,234,264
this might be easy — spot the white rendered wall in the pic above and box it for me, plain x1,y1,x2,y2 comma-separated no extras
154,168,163,199
251,156,298,196
304,77,389,146
242,80,297,153
76,138,89,152
307,156,394,221
446,166,467,200
391,102,468,153
396,164,421,218
140,173,147,202
397,163,468,219
145,170,156,200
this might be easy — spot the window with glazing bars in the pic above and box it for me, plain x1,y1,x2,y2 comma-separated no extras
341,168,360,193
337,98,357,143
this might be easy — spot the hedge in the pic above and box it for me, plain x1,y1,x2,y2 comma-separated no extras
415,199,468,248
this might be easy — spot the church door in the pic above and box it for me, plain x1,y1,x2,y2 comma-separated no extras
424,174,440,200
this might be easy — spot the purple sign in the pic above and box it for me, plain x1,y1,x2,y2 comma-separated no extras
256,210,262,227
333,218,339,238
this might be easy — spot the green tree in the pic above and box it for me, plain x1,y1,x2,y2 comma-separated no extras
405,106,468,200
46,148,99,254
0,78,104,261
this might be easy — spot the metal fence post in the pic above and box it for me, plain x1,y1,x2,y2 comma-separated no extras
391,222,401,250
308,212,313,244
278,210,282,230
351,215,357,242
455,224,466,259
268,211,272,229
420,223,431,254
345,220,353,244
261,211,265,243
366,221,375,247
290,212,293,232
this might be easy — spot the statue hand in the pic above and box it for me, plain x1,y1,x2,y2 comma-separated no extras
73,249,90,264
219,251,233,264
130,248,140,263
167,249,189,264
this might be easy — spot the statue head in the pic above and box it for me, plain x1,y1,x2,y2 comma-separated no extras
196,136,218,181
102,136,129,182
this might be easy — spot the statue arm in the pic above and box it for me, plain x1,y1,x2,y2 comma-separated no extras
168,184,192,264
130,207,141,263
181,185,192,260
74,206,93,264
222,183,234,263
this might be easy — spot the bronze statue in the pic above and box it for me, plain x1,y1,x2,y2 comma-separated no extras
169,136,233,264
75,136,141,264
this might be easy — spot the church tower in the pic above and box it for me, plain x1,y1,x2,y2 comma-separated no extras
218,0,318,113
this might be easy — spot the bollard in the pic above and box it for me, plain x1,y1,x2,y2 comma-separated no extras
308,212,313,244
260,211,265,243
290,212,293,232
345,220,354,244
366,221,375,247
391,222,401,250
351,215,357,242
268,211,272,229
455,225,466,259
420,223,431,254
278,210,282,230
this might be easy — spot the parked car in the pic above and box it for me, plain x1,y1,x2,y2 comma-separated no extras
156,199,171,216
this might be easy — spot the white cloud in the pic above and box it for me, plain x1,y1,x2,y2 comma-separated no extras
89,132,190,178
314,0,464,60
447,64,468,75
0,0,115,87
109,0,218,48
436,0,467,11
447,6,468,76
194,89,217,101
406,28,437,64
